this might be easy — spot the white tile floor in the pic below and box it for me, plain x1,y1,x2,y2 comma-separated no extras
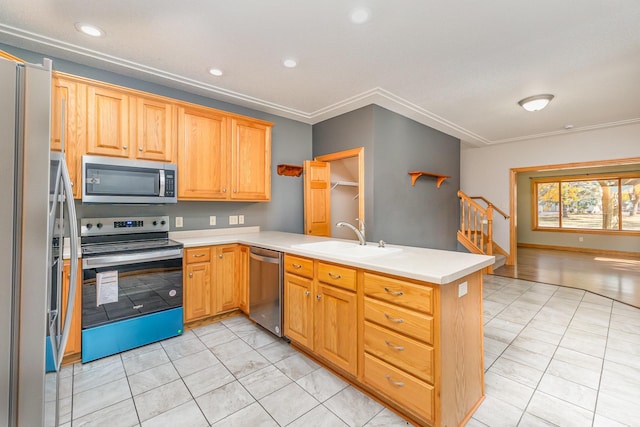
51,275,640,426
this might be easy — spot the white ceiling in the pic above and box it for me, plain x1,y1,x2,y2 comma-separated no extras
1,0,639,147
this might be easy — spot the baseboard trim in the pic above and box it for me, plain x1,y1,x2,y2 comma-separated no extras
518,243,640,258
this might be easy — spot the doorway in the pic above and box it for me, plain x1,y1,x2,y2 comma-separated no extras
304,147,365,238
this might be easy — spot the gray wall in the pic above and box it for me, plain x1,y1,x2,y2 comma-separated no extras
313,105,461,250
1,42,313,233
518,164,640,253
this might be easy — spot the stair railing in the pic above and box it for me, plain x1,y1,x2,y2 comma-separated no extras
458,190,493,256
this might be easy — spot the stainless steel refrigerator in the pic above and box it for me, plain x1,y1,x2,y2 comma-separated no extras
1,56,79,426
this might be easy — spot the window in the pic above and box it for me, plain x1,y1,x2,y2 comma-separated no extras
532,173,640,233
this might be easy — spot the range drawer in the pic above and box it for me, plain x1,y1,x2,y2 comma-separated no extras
317,262,357,291
364,353,434,425
364,297,434,344
364,272,433,314
284,254,314,279
364,321,434,384
184,247,210,264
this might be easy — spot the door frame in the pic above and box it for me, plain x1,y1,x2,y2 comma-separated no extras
508,156,640,265
315,147,365,224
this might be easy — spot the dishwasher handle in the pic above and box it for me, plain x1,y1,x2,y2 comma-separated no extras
250,252,282,264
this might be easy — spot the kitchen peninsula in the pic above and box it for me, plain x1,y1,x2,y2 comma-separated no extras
171,228,494,427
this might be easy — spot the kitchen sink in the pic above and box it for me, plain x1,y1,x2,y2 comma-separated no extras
292,240,402,258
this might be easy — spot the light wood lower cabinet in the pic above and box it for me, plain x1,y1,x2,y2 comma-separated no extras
283,255,358,376
183,244,248,324
237,245,249,314
62,260,82,359
283,255,485,427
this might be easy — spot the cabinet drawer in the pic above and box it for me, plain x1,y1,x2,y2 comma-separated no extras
364,272,433,314
284,254,314,279
364,321,434,384
185,247,211,264
364,353,434,424
364,297,433,344
317,262,356,291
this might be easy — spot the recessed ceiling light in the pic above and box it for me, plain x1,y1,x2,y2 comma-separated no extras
208,68,223,77
350,8,371,24
283,58,297,68
75,23,104,37
517,94,554,112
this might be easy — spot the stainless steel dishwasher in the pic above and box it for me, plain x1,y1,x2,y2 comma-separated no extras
249,246,283,337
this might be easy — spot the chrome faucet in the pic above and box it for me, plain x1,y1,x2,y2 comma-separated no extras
336,218,366,245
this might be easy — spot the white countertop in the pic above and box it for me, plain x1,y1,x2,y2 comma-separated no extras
170,228,494,285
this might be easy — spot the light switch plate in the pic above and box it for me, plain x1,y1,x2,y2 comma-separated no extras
209,216,216,226
229,215,238,225
238,215,245,224
458,281,468,297
175,216,183,228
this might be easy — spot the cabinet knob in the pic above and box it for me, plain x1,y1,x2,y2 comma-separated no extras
305,290,310,296
222,188,227,193
189,273,193,278
219,254,223,259
233,189,237,193
316,295,321,301
139,147,143,151
123,145,128,149
70,182,74,187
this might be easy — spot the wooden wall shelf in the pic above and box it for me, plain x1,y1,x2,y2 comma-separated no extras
408,171,450,188
277,164,303,177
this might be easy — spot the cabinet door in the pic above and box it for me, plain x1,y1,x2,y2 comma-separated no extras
61,261,82,357
177,106,228,199
315,283,357,375
229,118,271,201
51,75,85,198
215,245,238,313
184,261,212,322
87,85,130,157
237,245,250,314
303,160,331,236
133,96,175,162
283,273,314,349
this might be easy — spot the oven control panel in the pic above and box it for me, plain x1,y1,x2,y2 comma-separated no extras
81,216,170,236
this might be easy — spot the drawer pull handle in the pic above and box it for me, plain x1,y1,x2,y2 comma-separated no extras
384,287,404,296
384,340,405,351
328,273,342,279
193,253,205,258
292,263,302,269
385,374,405,387
305,290,311,296
384,313,404,323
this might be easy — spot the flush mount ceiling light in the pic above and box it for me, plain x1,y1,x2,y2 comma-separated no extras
282,58,297,68
350,7,371,24
75,23,104,37
208,68,223,77
518,94,554,112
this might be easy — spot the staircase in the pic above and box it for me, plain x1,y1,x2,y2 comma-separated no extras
457,190,509,274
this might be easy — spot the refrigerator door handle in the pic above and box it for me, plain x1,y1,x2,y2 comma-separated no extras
55,154,78,371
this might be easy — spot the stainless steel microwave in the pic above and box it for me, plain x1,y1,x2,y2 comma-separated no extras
82,155,177,204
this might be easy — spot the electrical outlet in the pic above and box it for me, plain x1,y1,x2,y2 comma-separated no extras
238,215,245,224
175,216,183,228
209,216,217,226
458,281,468,298
229,215,238,225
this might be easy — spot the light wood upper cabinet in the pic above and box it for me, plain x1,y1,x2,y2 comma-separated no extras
177,105,228,200
86,85,130,157
229,118,271,201
132,96,175,162
51,74,85,198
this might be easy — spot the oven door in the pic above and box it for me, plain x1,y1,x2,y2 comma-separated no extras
82,248,183,330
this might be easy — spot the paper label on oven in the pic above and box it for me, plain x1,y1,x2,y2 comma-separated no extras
96,270,119,306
